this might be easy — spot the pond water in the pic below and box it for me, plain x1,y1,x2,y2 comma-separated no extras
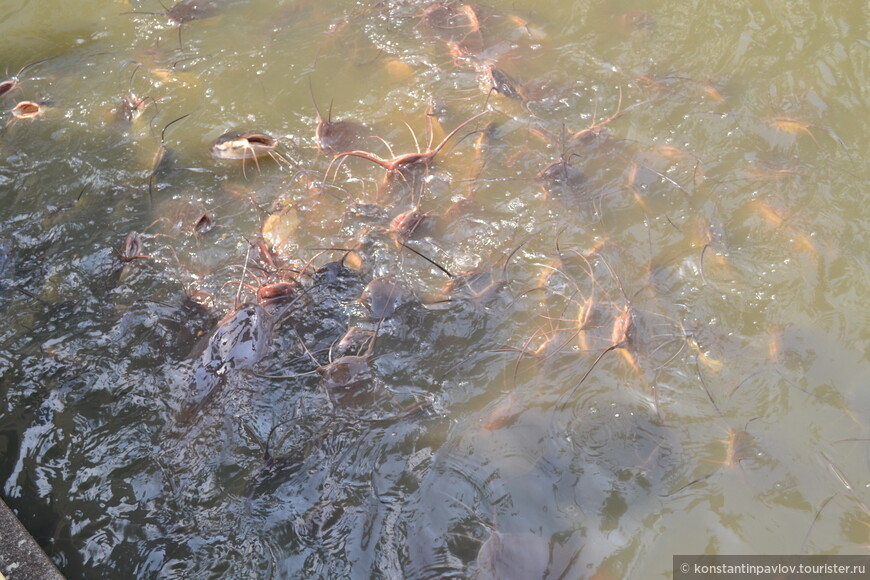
0,0,868,578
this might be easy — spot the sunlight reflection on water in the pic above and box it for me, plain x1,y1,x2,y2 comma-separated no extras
0,0,868,578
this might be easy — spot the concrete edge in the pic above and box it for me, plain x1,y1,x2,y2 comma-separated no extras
0,497,65,580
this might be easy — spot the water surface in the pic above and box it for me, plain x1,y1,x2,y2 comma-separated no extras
0,0,868,578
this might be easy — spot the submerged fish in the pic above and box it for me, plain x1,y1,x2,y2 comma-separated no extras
180,303,272,420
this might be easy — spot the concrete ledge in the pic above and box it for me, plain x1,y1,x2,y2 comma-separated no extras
0,498,64,580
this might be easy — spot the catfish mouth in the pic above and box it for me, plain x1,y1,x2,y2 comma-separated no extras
0,80,16,97
209,132,278,159
245,134,275,146
11,101,41,119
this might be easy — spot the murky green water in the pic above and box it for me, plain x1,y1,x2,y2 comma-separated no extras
0,0,867,578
